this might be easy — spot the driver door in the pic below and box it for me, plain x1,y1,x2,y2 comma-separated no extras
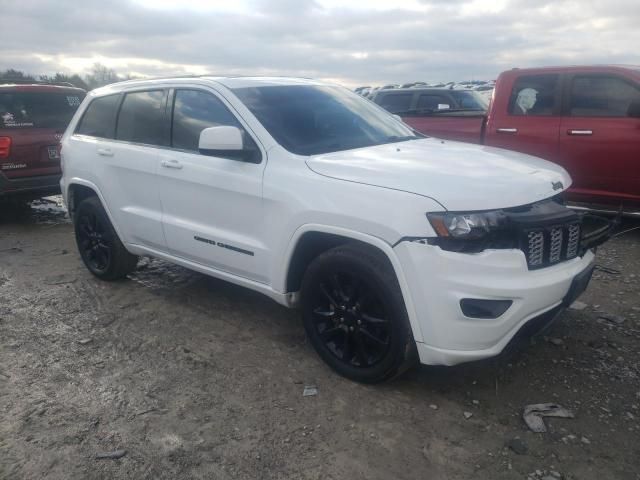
488,73,562,161
157,88,269,283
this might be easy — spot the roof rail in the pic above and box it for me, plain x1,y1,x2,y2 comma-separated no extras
0,79,78,87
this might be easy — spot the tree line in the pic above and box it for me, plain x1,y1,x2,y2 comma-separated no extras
0,63,136,90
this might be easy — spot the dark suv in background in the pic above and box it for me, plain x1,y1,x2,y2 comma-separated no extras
371,87,488,114
0,82,85,201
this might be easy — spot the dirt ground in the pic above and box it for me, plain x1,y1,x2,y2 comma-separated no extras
1,197,639,480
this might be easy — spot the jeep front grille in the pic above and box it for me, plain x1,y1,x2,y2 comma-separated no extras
522,223,581,270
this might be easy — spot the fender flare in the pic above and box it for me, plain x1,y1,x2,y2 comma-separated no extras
280,223,424,343
65,178,128,246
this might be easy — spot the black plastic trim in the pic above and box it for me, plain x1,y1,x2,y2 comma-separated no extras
194,235,254,256
0,172,61,196
460,298,513,319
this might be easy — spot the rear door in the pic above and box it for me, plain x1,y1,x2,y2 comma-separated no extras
486,74,562,161
558,73,640,205
0,88,84,179
157,87,268,283
70,90,167,251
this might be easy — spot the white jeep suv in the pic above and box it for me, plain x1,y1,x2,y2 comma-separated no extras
61,77,606,383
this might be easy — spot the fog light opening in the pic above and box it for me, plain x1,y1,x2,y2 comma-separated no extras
460,298,513,319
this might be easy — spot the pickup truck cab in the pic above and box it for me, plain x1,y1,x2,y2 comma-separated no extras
380,66,640,213
1,82,85,200
371,87,488,144
61,77,609,383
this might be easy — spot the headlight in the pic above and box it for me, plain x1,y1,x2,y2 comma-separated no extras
427,211,507,239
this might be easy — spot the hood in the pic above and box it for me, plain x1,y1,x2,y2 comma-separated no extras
305,138,571,211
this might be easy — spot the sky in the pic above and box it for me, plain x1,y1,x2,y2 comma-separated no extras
1,0,639,87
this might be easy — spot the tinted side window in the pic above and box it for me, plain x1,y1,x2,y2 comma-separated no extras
76,94,120,138
508,75,559,116
416,94,450,111
570,76,640,117
378,93,413,113
171,90,243,151
116,90,167,146
449,90,488,110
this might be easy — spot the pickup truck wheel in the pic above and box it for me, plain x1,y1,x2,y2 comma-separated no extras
74,196,138,281
301,244,416,383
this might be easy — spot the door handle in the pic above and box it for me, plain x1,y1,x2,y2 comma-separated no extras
97,148,114,157
567,129,593,136
496,128,518,134
161,159,183,170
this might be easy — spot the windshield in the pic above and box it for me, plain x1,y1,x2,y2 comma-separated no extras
232,85,421,156
448,90,488,110
0,91,85,130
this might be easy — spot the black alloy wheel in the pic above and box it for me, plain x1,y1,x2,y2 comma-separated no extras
312,272,391,368
73,196,138,280
301,244,416,383
77,211,112,273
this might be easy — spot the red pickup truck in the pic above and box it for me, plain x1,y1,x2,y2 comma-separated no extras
376,66,640,213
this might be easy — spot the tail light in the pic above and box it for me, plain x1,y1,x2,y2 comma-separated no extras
0,137,11,158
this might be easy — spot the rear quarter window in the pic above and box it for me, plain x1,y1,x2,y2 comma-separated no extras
75,94,121,138
0,91,85,130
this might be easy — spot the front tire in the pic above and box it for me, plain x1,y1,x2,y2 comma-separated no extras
73,196,138,280
301,244,416,383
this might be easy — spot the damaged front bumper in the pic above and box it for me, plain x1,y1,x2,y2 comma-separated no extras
579,213,618,252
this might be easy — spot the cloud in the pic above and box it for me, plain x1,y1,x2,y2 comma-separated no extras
1,0,638,87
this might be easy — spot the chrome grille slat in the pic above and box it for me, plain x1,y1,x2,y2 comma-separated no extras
523,222,581,270
527,231,544,267
549,227,563,263
566,224,580,259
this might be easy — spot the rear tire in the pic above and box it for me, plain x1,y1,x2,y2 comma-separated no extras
73,196,138,280
301,243,416,383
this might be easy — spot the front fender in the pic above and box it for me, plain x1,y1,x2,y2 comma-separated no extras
278,224,424,343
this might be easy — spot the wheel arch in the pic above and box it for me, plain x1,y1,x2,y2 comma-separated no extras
281,225,423,343
67,182,98,218
66,179,127,246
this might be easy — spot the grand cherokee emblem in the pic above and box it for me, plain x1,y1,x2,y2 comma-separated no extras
552,181,563,191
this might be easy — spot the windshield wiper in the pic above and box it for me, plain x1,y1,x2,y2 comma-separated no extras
385,135,421,143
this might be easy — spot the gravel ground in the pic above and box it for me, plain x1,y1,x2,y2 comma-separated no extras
1,198,639,480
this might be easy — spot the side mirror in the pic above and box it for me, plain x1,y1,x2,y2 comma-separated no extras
199,126,243,155
628,100,640,118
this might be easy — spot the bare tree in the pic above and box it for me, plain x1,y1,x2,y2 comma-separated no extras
0,69,36,82
85,63,120,89
39,73,89,90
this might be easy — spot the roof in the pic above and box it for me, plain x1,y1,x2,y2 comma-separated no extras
91,75,329,96
215,77,328,88
374,87,474,94
0,83,85,93
503,65,640,77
